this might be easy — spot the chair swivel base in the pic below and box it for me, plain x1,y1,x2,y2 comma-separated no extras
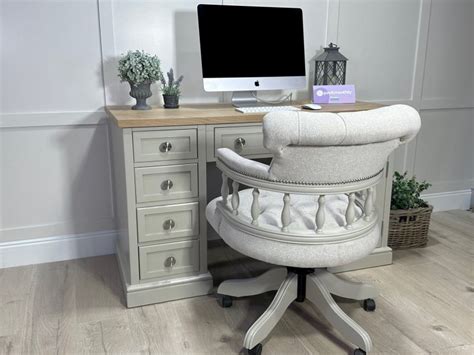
217,267,378,355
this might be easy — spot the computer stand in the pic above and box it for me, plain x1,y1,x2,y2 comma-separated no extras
232,91,265,108
232,91,297,108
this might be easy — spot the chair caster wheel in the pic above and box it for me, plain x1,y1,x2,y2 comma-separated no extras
363,298,376,312
217,294,233,308
246,343,262,355
353,348,366,355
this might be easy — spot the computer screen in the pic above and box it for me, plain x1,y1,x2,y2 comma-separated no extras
197,4,306,94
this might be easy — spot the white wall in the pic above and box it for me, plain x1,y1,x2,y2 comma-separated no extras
330,0,474,208
1,0,114,247
1,0,473,265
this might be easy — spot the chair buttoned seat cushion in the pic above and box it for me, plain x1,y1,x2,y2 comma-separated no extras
206,189,380,268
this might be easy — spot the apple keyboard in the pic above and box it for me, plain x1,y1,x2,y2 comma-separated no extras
235,105,300,113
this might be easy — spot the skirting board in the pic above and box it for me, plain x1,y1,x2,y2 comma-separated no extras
2,186,469,270
0,230,117,269
421,189,472,212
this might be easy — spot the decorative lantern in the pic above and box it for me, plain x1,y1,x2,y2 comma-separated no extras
314,43,348,85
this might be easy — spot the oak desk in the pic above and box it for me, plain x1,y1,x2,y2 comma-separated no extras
107,102,393,307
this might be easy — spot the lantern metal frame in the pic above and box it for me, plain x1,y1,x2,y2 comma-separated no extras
314,43,348,86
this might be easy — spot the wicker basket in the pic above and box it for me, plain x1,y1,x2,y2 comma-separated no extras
388,205,433,249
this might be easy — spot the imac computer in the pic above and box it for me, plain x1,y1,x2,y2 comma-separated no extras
197,4,306,107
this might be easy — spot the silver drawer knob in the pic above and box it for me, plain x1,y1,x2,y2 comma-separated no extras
163,219,176,231
234,137,246,150
159,142,172,153
161,179,173,191
165,256,176,268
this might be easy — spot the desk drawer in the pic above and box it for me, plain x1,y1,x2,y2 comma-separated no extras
135,164,198,203
214,126,269,157
133,129,197,162
139,240,199,280
137,202,199,243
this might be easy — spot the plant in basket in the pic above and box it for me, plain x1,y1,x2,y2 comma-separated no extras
389,171,432,249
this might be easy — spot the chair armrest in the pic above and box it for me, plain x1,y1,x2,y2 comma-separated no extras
216,148,270,179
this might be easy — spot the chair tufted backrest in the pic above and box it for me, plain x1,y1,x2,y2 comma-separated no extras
262,104,421,184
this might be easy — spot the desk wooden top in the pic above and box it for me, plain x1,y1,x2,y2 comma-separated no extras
106,101,384,128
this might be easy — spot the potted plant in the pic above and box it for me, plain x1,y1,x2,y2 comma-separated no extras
160,68,183,108
118,50,162,110
388,171,433,249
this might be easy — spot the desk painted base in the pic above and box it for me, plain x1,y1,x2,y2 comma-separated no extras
328,246,393,273
116,246,213,308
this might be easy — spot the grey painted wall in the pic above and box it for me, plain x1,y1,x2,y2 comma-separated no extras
1,0,473,245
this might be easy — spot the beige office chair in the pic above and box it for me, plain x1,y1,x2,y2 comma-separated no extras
206,105,421,355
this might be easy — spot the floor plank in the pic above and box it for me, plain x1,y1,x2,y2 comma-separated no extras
0,210,472,354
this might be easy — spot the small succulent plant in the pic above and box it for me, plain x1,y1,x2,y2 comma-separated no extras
160,68,184,97
391,171,431,210
118,50,162,85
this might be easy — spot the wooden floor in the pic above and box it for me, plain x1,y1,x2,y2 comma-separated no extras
0,210,472,354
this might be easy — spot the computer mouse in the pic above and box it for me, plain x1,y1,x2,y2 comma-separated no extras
302,104,322,110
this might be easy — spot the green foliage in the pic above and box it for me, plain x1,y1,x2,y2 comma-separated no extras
391,171,431,210
118,50,162,85
160,68,184,97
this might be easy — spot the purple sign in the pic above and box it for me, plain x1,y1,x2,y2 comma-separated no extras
313,85,356,104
